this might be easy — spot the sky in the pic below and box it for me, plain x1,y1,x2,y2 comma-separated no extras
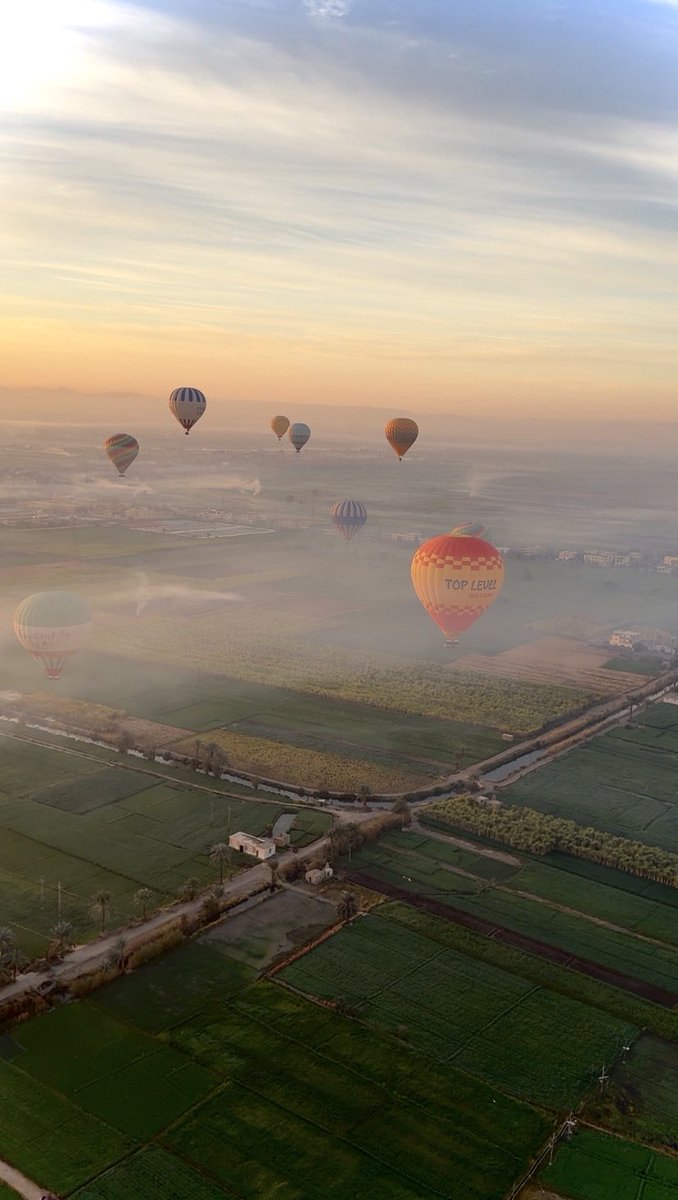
2,0,678,420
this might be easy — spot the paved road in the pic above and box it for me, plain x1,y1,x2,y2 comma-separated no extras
0,1161,44,1200
0,813,370,1009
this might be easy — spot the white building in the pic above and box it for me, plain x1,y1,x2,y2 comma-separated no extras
228,832,276,860
609,630,640,649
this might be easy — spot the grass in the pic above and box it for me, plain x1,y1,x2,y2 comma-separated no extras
0,936,549,1200
348,834,678,993
504,859,678,944
540,1128,678,1200
379,902,678,1041
0,735,330,955
174,727,426,791
278,910,637,1107
0,1064,133,1195
71,1147,232,1199
582,1035,678,1151
505,701,678,851
604,656,664,675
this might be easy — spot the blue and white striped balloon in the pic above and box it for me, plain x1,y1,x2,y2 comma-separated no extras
330,499,367,543
288,422,311,453
169,387,207,435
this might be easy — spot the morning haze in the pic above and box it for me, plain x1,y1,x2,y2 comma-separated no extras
1,3,678,1200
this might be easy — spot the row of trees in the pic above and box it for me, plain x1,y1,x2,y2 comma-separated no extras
426,797,678,886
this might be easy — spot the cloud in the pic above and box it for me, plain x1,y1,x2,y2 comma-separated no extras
304,0,350,15
1,0,678,413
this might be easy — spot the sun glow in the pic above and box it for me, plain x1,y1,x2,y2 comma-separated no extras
0,0,123,109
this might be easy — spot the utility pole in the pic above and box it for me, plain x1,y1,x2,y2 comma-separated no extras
57,881,62,918
598,1063,609,1093
39,877,45,905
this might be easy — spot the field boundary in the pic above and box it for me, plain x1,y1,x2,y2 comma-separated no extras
348,872,678,1008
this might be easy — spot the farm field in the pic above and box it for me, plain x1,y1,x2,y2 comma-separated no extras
505,701,678,851
0,931,550,1200
0,525,611,790
0,732,330,956
278,907,637,1107
582,1035,678,1151
347,832,678,996
452,635,645,694
538,1128,678,1200
367,828,678,942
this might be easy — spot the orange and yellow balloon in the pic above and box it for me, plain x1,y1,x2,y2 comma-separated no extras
270,415,290,441
411,523,504,643
385,417,418,460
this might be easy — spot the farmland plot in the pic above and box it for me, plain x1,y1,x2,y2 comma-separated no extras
0,943,549,1200
583,1035,678,1150
349,838,678,995
279,912,636,1106
540,1129,678,1200
506,704,678,851
72,1147,231,1199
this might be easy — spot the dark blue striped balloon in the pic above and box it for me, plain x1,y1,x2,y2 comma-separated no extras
169,387,207,434
330,499,367,543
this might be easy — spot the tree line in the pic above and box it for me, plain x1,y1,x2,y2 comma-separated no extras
424,796,677,887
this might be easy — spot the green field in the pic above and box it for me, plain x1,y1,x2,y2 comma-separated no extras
505,702,678,850
0,734,330,956
540,1128,678,1200
347,832,678,995
279,907,637,1107
0,934,549,1200
582,1035,678,1151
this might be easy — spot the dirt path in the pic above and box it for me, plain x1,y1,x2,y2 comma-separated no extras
0,1160,43,1199
406,824,674,949
412,820,522,866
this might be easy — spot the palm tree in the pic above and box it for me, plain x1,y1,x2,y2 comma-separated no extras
357,784,371,810
48,920,74,960
209,842,230,885
178,877,200,902
90,890,113,933
116,730,135,755
336,891,358,925
133,887,153,920
266,859,279,893
104,935,127,971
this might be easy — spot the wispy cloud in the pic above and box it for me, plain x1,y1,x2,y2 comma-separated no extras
304,0,350,16
1,0,678,416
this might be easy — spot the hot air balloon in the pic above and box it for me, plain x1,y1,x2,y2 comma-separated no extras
385,417,418,461
169,387,207,435
289,422,310,453
270,415,290,441
14,591,92,680
330,499,367,543
104,433,139,477
411,524,504,644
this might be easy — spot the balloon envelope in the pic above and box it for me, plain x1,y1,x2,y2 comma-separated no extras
411,525,504,641
169,387,207,434
270,415,290,440
289,422,310,453
385,417,418,460
104,433,139,477
14,591,92,679
330,499,367,543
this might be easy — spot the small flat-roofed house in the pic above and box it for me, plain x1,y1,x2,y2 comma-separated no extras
228,832,276,860
305,863,334,886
